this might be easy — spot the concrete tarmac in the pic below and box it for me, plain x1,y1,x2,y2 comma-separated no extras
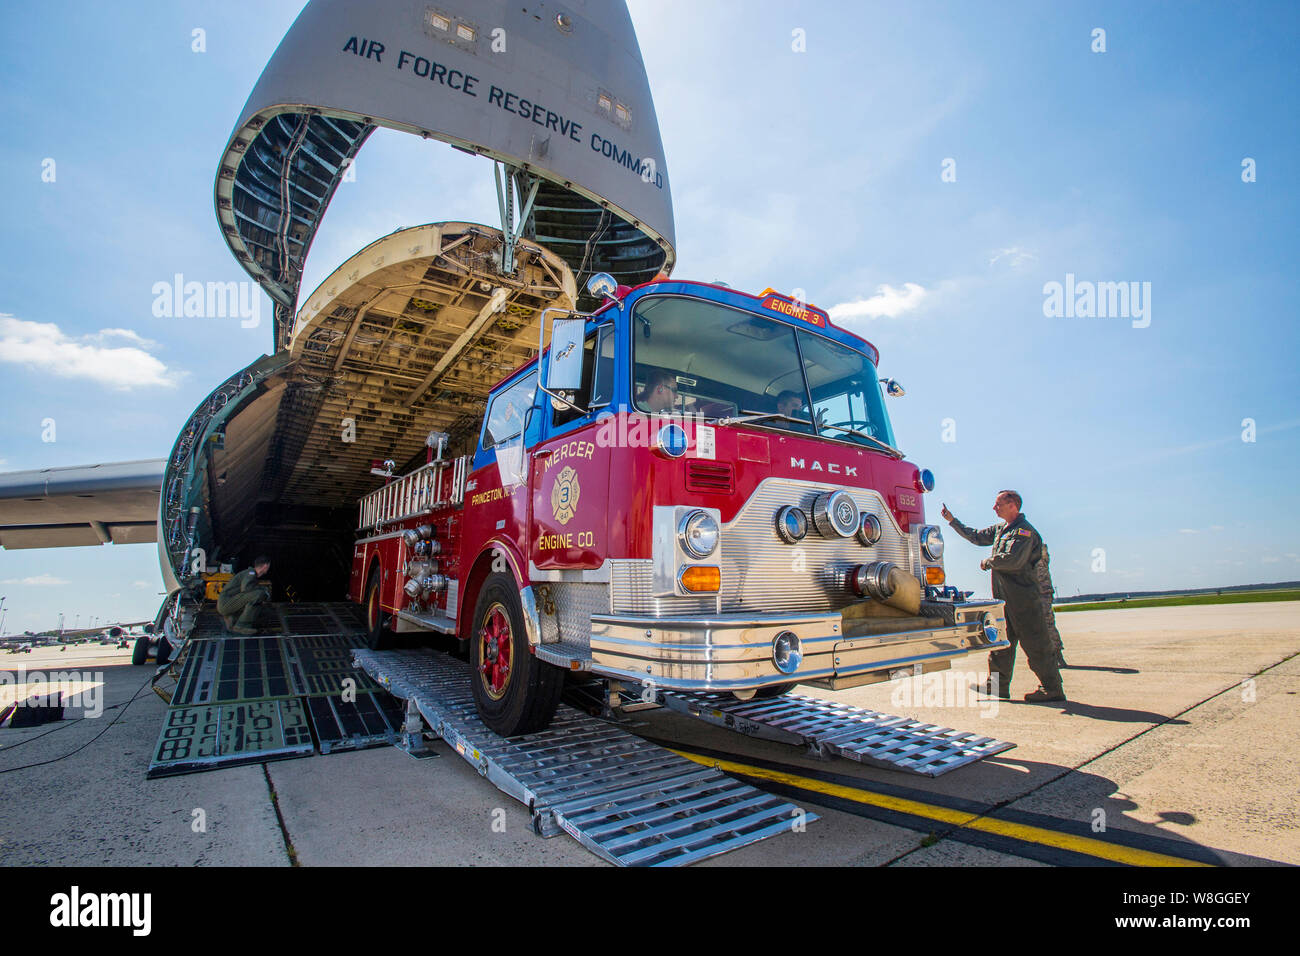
1,602,1295,866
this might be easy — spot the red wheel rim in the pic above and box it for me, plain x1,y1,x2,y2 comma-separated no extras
478,603,512,700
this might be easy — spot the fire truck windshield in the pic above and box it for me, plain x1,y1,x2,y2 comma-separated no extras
631,295,897,449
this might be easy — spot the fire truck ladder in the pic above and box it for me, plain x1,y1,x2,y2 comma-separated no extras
351,649,817,867
652,690,1014,777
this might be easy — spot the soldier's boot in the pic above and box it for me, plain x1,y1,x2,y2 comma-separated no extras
235,599,264,634
221,614,238,632
1024,685,1066,703
977,674,1011,699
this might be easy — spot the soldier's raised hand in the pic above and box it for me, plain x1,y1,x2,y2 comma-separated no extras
940,503,953,522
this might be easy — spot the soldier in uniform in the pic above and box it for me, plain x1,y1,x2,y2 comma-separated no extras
217,556,271,635
941,492,1065,702
1035,541,1068,668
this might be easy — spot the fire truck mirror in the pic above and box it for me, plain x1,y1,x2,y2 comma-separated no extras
547,318,587,393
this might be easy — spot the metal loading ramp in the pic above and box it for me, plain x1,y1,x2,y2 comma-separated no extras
351,649,817,866
657,691,1015,777
147,603,404,778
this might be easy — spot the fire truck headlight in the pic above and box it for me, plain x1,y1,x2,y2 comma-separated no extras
856,512,882,547
772,631,803,675
678,510,719,559
920,525,944,561
775,505,808,544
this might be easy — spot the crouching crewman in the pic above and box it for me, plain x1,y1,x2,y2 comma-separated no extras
217,556,271,635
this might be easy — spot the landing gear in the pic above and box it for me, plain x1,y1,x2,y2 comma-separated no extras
470,573,562,736
131,636,150,666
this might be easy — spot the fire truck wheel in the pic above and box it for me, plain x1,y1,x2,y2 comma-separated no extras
364,567,396,650
752,682,797,699
471,573,563,736
131,635,150,666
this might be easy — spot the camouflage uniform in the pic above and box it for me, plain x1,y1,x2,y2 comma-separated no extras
217,567,268,629
1034,541,1067,667
948,513,1063,695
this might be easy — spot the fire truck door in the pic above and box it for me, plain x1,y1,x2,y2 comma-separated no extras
529,326,613,571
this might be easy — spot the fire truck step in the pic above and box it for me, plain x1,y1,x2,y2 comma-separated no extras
658,691,1014,777
351,648,818,866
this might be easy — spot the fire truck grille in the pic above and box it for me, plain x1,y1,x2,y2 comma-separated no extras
685,461,735,494
609,560,719,616
719,478,916,615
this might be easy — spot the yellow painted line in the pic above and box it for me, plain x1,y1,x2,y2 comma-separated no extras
671,749,1210,868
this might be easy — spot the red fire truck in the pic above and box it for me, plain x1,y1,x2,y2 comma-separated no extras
349,273,1008,736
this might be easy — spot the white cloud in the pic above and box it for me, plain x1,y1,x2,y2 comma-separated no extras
0,314,180,389
2,574,69,586
829,283,928,321
988,246,1038,268
1178,528,1199,534
94,328,160,350
133,580,153,589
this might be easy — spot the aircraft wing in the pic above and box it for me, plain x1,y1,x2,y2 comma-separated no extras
0,460,164,549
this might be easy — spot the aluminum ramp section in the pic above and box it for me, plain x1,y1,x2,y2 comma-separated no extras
352,649,817,866
659,691,1014,777
148,604,401,777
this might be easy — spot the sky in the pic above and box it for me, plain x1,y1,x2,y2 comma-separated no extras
1,0,1297,634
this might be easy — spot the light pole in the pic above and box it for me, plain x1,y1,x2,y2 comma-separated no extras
0,596,7,639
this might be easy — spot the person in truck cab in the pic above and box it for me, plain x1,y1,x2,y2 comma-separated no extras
775,390,815,432
942,492,1065,703
217,556,271,635
637,368,679,414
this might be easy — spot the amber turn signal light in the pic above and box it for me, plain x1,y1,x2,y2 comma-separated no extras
680,566,721,592
924,566,946,586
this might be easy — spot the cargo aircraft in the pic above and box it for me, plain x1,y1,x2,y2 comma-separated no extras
0,0,677,639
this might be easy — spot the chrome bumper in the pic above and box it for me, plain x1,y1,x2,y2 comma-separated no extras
588,599,1009,692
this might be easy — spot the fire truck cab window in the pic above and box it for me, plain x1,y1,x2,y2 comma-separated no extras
798,331,896,448
630,295,893,447
483,371,537,448
633,296,801,418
